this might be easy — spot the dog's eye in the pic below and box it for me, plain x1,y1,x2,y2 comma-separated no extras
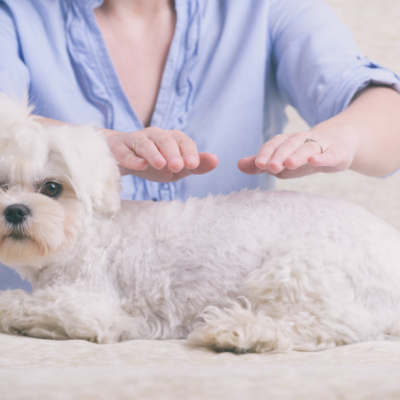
0,183,8,192
40,182,61,198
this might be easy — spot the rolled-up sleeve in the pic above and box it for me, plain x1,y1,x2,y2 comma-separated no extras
269,0,400,127
0,2,30,98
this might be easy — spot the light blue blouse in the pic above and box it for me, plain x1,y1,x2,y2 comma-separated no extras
0,0,399,290
1,0,400,203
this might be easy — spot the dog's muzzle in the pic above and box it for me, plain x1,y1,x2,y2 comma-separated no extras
3,204,30,225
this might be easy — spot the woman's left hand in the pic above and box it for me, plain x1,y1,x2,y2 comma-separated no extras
237,129,358,179
239,86,400,179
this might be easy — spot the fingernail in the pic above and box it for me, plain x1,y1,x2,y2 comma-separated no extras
256,156,268,166
267,161,281,171
185,155,198,165
169,156,183,166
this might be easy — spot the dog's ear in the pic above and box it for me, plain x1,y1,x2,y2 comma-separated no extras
49,125,121,216
0,93,49,183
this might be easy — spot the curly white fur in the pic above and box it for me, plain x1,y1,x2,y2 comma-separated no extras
1,93,400,353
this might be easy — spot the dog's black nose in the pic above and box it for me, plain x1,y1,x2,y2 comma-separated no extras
3,204,30,225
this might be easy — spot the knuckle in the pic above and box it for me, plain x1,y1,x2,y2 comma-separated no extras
262,134,286,150
121,151,134,166
144,126,159,134
135,138,148,151
282,142,297,153
145,126,168,138
142,128,154,137
135,139,156,157
267,138,280,147
176,137,192,147
112,142,129,157
157,136,175,147
273,133,289,142
171,130,184,136
260,142,275,153
157,137,169,147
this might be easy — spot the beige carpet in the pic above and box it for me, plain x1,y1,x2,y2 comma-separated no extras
2,1,400,399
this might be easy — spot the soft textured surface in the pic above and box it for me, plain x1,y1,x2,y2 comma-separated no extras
1,334,400,399
2,1,400,399
2,364,400,400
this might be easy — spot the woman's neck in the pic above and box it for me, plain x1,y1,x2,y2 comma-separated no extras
94,0,176,127
98,0,175,20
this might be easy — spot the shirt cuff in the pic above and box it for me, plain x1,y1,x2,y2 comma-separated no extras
318,57,400,124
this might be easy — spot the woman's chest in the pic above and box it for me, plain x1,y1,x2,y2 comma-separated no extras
94,8,176,127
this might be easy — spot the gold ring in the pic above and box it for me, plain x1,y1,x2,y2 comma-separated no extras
132,137,146,155
304,138,323,154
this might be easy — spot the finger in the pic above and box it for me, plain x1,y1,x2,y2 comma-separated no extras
169,152,219,181
170,130,200,169
133,152,218,183
111,140,150,171
237,155,263,175
284,140,325,170
254,134,290,170
131,137,167,170
194,152,218,174
265,134,313,174
273,163,316,179
146,130,185,173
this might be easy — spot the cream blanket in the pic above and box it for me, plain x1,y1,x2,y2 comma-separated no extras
1,334,400,399
1,1,400,399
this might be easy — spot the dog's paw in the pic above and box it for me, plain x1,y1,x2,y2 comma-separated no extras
187,301,293,353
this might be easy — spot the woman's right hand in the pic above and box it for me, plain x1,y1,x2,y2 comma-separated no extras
104,127,218,183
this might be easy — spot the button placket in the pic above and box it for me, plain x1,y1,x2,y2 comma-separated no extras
66,0,201,201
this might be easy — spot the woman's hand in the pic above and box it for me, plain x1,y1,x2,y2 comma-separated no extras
104,127,218,182
237,129,358,179
239,86,400,179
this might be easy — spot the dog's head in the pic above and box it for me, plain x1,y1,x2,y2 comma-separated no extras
0,94,121,269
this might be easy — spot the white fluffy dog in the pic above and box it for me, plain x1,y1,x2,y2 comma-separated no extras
1,94,400,353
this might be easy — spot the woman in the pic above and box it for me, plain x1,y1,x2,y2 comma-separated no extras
1,0,400,290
